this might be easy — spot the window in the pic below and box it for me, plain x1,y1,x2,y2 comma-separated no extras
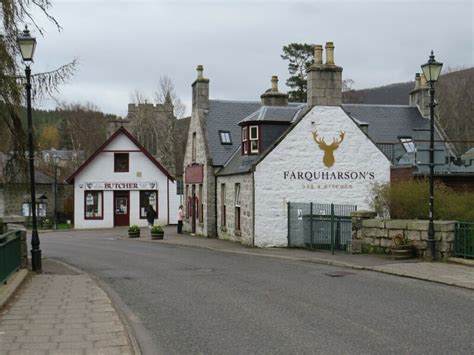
242,127,248,154
399,137,415,153
235,183,241,232
114,153,129,172
185,185,189,218
249,125,259,154
84,191,103,219
176,179,184,195
219,130,232,145
221,183,226,227
192,132,196,162
198,184,203,223
139,191,158,219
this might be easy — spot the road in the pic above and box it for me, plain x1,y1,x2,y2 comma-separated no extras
39,229,474,355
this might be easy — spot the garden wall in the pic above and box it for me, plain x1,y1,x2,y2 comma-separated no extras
351,211,455,260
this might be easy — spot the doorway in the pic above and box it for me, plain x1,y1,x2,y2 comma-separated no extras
114,191,130,226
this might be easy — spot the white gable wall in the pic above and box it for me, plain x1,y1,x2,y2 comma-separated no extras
254,106,391,247
73,133,172,228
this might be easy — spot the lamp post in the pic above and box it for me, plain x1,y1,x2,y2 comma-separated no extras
421,50,443,260
52,154,59,230
17,26,42,272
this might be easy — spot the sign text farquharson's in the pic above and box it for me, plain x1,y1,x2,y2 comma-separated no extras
283,170,375,181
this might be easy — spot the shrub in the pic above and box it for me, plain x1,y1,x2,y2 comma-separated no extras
370,180,474,221
151,225,163,233
128,224,140,232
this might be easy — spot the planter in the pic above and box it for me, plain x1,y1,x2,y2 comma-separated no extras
391,245,416,260
128,231,140,238
151,231,164,240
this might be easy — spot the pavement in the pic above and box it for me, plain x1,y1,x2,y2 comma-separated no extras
0,259,137,355
0,226,472,354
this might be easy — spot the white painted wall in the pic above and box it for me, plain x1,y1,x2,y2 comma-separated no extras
74,133,172,228
254,106,391,247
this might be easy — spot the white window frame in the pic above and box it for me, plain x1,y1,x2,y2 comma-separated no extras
249,125,259,154
399,137,415,153
242,127,248,154
219,131,232,144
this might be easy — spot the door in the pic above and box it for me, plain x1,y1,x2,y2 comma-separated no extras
114,191,130,226
191,185,196,233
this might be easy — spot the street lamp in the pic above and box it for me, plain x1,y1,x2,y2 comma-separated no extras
17,26,42,272
421,50,443,260
52,154,60,230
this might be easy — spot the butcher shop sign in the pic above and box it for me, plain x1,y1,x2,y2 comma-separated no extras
83,181,157,190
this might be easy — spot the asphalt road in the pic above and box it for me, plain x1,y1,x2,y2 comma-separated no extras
39,230,474,355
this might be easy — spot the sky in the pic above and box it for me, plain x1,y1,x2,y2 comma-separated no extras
31,0,473,117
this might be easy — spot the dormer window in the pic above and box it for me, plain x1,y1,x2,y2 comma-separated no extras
219,130,232,145
249,125,259,153
241,125,259,155
242,127,248,154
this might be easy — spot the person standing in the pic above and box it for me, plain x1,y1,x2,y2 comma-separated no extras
177,205,184,234
146,205,157,229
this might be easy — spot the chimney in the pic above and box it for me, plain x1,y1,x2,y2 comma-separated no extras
409,72,430,118
307,41,343,106
192,65,210,111
260,75,289,106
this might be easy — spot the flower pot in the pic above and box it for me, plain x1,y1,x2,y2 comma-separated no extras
128,231,140,238
151,231,164,240
391,245,415,260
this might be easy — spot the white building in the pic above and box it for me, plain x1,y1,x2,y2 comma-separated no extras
67,127,180,229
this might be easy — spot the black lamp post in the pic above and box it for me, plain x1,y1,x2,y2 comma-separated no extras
17,26,42,272
421,50,443,260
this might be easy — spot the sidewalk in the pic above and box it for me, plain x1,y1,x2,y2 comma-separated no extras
0,259,137,355
127,226,474,290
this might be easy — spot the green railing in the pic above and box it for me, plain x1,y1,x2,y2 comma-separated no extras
454,223,474,259
0,230,22,284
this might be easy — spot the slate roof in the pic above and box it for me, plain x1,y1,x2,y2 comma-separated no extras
238,104,305,124
217,147,259,176
206,100,261,166
341,104,441,143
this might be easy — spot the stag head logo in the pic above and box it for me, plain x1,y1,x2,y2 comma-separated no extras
312,130,345,168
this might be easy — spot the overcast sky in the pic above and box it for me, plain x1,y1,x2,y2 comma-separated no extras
32,0,473,117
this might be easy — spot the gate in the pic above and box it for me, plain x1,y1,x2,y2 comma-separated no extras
287,202,357,253
454,222,474,259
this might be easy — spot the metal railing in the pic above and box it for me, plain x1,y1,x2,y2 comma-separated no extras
0,230,22,284
454,222,474,259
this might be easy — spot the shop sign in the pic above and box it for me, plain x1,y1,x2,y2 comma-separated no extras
84,181,158,190
185,165,203,183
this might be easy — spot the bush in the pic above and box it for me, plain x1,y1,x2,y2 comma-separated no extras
370,180,474,221
151,225,163,233
128,225,140,232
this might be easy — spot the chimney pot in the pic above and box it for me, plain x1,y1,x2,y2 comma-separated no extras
271,75,278,91
314,45,323,65
325,42,335,65
196,65,204,79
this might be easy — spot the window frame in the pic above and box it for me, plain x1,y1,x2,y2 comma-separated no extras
235,183,241,232
242,127,248,155
249,125,259,154
84,191,104,220
399,137,416,153
139,190,158,219
198,184,203,223
221,183,226,227
114,153,129,172
192,132,197,163
219,130,232,145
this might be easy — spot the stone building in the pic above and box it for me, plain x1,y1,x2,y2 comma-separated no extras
182,42,466,247
107,102,190,179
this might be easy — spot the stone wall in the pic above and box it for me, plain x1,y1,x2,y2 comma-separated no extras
216,173,254,246
351,211,456,260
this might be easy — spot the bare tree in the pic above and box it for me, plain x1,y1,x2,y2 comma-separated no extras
154,76,186,119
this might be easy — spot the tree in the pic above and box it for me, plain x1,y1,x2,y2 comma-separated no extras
154,75,186,119
281,43,314,102
0,0,76,181
38,125,59,149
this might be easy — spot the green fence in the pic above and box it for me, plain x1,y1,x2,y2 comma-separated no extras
454,222,474,259
288,202,357,254
0,230,22,284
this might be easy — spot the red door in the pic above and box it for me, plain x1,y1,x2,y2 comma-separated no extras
114,191,130,226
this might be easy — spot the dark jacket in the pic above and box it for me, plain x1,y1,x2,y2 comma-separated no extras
146,207,157,223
